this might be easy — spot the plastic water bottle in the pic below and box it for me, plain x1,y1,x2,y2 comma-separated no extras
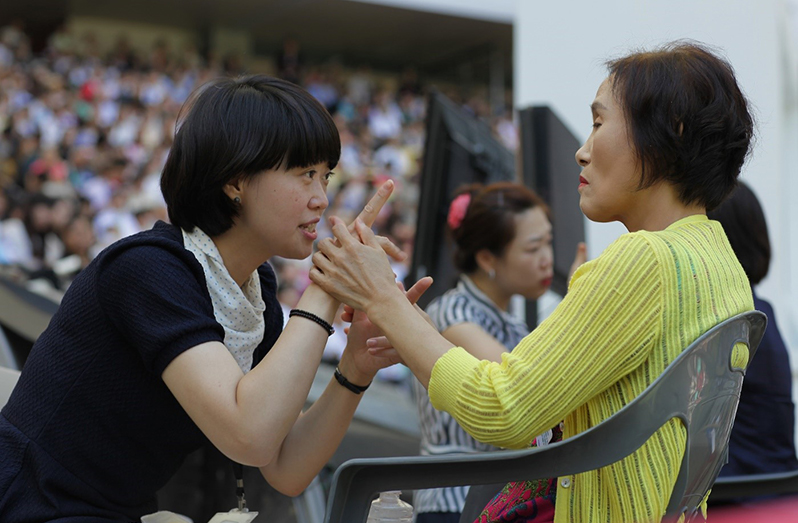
366,491,413,523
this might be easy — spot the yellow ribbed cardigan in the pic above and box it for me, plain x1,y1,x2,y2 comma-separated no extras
428,215,753,523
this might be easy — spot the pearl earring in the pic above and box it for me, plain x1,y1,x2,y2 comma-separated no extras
233,196,241,204
488,269,495,280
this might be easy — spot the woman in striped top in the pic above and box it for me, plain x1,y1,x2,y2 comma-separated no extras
311,41,755,523
415,182,581,522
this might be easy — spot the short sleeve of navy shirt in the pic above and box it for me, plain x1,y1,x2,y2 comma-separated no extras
0,221,283,522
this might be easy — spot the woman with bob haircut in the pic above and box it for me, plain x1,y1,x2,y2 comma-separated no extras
310,41,756,522
0,75,419,522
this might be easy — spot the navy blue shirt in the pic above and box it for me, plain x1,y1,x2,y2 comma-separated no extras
720,294,798,476
0,222,283,522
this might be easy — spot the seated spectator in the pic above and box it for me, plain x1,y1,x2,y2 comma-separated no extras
368,90,403,142
93,187,141,249
709,182,798,477
52,213,96,287
0,189,29,265
277,36,303,85
22,192,64,270
413,182,568,522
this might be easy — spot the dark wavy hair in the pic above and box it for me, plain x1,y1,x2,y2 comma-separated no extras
607,41,755,211
161,75,340,236
707,182,770,285
450,182,548,274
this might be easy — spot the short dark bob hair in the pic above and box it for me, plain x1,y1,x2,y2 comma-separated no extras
451,182,548,274
607,41,754,211
161,75,340,236
707,182,770,285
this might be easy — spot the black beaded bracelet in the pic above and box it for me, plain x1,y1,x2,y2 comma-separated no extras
334,366,371,394
289,308,335,336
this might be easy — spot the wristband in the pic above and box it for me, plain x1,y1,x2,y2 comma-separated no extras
289,308,335,336
334,366,371,394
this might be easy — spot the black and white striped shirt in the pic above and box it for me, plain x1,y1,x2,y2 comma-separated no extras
412,275,530,515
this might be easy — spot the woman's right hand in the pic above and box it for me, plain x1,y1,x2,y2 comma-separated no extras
340,277,434,362
311,217,403,313
312,218,453,388
299,179,403,307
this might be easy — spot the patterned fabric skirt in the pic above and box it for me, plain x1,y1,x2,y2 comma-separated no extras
473,424,563,523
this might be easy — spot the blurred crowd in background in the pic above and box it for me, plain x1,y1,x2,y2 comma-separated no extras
0,20,517,379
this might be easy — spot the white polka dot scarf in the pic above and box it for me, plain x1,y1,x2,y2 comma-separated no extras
182,227,265,374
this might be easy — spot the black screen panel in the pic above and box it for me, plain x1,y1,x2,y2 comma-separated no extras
519,106,585,297
408,91,516,309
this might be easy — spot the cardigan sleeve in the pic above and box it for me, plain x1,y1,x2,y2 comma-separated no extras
428,233,663,449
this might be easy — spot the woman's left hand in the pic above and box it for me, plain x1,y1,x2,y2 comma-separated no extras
311,217,402,313
568,242,588,284
337,277,433,384
337,309,401,385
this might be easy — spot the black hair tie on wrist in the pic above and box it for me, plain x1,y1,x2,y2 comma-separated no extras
289,308,335,336
334,366,371,394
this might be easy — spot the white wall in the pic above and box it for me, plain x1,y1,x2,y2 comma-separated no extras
515,0,798,367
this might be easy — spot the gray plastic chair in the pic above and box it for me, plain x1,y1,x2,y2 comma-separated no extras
322,311,766,523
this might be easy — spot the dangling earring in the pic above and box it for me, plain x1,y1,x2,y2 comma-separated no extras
488,268,495,280
233,196,241,204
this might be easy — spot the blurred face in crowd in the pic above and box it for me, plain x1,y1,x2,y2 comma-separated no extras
491,207,554,301
51,198,75,231
574,78,643,225
28,202,52,233
63,216,95,257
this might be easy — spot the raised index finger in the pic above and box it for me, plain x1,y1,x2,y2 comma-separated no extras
355,179,394,228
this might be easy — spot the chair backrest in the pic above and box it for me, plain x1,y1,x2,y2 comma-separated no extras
0,365,21,408
322,311,766,523
662,310,765,518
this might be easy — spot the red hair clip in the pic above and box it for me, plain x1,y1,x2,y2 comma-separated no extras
447,193,471,231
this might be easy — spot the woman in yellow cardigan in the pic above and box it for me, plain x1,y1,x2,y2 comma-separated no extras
311,41,755,523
